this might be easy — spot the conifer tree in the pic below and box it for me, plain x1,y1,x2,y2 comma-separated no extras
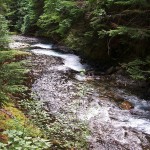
0,0,28,105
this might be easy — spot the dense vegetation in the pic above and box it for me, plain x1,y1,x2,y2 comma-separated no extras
0,0,29,105
6,0,150,80
0,1,51,149
0,2,88,148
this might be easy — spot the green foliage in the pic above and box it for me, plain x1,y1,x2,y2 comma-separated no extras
114,0,150,8
0,15,9,48
0,50,28,63
37,0,83,37
19,99,89,149
56,19,72,36
5,0,150,73
65,32,84,50
47,119,88,149
0,1,29,105
107,27,150,39
7,0,44,34
122,57,150,80
0,50,29,105
19,99,53,130
0,130,51,150
0,105,41,137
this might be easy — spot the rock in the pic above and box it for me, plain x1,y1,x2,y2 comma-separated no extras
107,92,124,102
110,74,116,79
115,66,120,71
86,76,95,81
119,101,134,110
106,66,115,75
9,42,30,49
75,74,86,81
116,69,124,75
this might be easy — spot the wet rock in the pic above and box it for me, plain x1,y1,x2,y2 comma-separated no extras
119,101,134,110
86,76,95,81
107,92,124,102
9,42,30,49
106,66,115,75
52,45,71,53
11,35,40,43
116,68,124,75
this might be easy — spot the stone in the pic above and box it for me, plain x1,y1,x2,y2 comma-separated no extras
107,92,124,102
119,101,134,110
116,69,124,75
106,66,115,75
9,42,30,49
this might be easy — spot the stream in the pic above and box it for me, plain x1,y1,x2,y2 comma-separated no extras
10,35,150,150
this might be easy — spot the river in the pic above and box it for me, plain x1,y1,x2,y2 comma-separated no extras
10,35,150,150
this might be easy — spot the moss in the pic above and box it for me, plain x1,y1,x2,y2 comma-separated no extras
9,32,18,35
0,104,41,139
0,50,31,64
0,134,8,144
0,109,12,130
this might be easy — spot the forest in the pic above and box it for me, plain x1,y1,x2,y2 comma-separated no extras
0,0,150,149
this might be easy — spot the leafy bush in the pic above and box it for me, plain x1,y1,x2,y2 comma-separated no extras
19,99,89,149
0,130,51,150
0,15,9,48
0,57,29,105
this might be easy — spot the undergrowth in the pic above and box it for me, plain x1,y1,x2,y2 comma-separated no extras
18,98,89,149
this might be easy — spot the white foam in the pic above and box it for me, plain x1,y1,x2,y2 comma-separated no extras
32,49,86,72
31,43,52,49
114,117,150,135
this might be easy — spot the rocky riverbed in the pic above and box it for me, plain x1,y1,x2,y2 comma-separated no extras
10,35,150,150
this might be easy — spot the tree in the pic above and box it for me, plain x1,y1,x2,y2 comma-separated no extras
5,0,150,80
0,14,9,48
0,0,29,105
7,0,44,34
0,0,9,48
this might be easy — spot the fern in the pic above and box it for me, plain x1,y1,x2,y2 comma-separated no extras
0,15,9,48
0,50,29,105
108,27,150,39
123,57,150,80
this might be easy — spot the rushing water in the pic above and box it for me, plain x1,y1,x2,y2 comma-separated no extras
32,48,86,72
32,43,53,49
10,35,150,150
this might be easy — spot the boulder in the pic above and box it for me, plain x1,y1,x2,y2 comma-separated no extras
119,101,134,110
9,42,30,49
